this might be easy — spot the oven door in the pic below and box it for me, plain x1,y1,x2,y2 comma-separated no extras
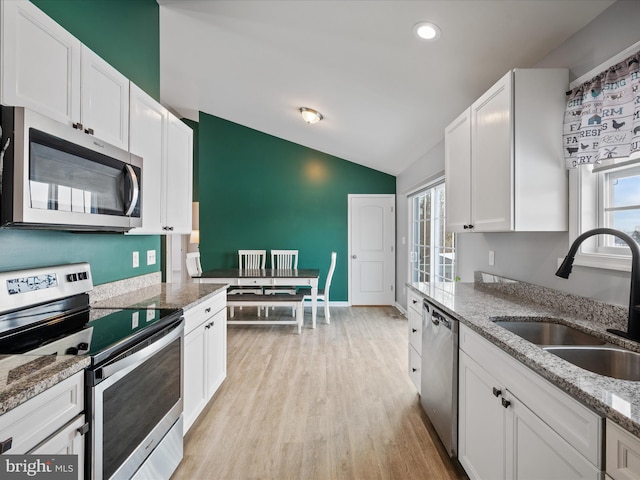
89,319,183,480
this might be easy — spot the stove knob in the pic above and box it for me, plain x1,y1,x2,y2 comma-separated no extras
77,342,89,350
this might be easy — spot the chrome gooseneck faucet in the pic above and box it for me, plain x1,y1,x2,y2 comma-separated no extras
555,228,640,342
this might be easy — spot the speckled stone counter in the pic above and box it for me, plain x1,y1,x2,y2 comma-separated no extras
0,354,89,415
0,281,227,418
91,282,228,311
408,274,640,437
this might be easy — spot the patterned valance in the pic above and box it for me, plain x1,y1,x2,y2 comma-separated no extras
563,50,640,169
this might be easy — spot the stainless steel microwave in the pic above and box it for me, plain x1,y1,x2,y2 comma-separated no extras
0,106,141,232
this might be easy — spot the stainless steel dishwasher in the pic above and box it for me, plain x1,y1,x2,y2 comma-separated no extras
421,298,458,457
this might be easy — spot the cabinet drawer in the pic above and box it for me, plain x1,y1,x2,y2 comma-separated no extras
408,344,421,393
184,291,226,335
460,324,602,466
607,420,640,480
0,372,84,455
408,308,422,355
407,289,422,315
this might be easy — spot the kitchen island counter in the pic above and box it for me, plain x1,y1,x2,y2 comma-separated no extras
408,273,640,437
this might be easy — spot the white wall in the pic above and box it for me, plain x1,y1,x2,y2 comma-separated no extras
395,0,640,309
395,141,444,307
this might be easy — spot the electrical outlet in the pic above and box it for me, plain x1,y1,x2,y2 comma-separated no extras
132,251,139,268
131,311,139,329
147,249,156,266
146,303,156,322
489,250,495,266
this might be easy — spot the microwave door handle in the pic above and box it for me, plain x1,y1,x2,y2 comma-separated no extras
123,164,139,216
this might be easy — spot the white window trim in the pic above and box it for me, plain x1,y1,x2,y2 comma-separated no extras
568,39,640,273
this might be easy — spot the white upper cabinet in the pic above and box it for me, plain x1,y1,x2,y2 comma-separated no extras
2,0,129,149
80,46,129,149
445,69,569,233
129,83,166,234
128,85,193,235
1,0,81,123
444,107,472,232
163,113,193,234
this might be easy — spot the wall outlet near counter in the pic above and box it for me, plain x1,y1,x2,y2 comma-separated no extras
132,251,139,268
489,250,495,266
147,249,156,266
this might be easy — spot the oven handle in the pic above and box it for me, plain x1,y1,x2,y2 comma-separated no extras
98,319,183,381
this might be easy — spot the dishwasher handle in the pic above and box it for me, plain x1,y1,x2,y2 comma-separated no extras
432,310,452,330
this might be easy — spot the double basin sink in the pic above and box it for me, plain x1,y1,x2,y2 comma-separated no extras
493,318,640,381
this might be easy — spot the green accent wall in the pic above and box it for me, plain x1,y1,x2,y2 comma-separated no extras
198,113,396,302
0,0,161,284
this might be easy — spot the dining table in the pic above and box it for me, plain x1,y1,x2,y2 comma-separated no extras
196,268,320,328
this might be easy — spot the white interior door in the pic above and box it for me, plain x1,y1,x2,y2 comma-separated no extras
349,194,395,305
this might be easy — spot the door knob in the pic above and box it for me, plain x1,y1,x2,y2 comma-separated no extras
352,255,357,259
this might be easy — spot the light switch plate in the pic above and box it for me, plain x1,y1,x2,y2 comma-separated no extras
132,251,139,268
147,250,156,266
489,250,495,266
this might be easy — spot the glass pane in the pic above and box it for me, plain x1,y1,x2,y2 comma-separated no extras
611,210,640,242
610,171,640,209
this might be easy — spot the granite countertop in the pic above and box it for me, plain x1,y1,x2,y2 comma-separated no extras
0,355,89,416
407,273,640,437
91,282,228,311
0,281,228,417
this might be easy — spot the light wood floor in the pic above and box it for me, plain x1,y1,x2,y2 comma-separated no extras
172,306,467,480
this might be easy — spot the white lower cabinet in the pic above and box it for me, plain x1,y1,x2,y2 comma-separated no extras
183,291,227,434
407,289,422,392
458,324,602,480
607,419,640,480
0,371,86,479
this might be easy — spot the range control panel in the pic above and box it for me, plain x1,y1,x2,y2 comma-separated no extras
0,263,93,314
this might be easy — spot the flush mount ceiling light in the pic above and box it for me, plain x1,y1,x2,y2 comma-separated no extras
300,107,323,124
413,22,441,41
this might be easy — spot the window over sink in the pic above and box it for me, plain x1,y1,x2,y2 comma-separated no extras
569,39,640,272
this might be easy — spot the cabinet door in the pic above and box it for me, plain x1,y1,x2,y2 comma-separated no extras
164,113,193,234
445,107,472,232
29,414,86,480
183,323,207,435
206,309,227,399
128,83,166,234
471,70,513,232
506,392,601,480
458,350,506,480
1,0,81,124
80,46,129,149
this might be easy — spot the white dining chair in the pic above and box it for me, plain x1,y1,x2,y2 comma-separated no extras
304,251,336,323
267,249,298,295
229,249,267,317
185,252,202,278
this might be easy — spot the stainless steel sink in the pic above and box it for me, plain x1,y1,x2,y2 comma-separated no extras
544,346,640,381
493,320,605,346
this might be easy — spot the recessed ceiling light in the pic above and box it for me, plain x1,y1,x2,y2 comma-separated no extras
300,107,323,124
413,22,441,41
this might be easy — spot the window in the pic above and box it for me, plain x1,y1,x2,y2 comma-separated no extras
410,181,455,286
572,157,640,271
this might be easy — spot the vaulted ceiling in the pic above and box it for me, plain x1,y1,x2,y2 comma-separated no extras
157,0,615,176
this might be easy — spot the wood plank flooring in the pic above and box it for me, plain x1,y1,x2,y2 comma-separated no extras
172,306,468,480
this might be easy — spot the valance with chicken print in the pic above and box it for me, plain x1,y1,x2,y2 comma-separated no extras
563,50,640,169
